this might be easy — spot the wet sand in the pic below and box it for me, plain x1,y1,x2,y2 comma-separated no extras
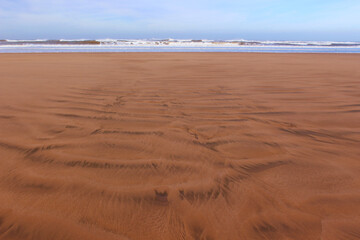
0,53,360,240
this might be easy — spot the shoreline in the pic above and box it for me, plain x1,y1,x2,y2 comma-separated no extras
2,45,360,54
2,51,360,54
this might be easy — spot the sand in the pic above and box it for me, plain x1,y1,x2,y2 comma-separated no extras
0,53,359,240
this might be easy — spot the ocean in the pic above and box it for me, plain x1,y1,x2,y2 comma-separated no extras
1,39,360,53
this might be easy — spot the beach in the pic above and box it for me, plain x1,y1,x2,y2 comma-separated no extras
0,53,360,239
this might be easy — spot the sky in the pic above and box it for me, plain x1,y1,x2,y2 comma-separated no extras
0,0,360,41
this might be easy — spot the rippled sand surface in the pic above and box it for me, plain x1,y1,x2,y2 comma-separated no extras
0,53,360,240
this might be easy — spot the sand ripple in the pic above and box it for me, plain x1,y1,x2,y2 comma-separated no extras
0,53,360,240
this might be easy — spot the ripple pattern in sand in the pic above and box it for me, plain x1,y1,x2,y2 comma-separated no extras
1,53,360,240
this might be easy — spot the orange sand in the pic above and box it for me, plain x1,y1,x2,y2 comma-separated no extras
0,53,360,240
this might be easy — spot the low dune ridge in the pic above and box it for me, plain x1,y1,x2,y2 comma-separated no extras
0,53,360,240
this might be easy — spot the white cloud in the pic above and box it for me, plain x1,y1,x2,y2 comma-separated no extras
1,0,359,39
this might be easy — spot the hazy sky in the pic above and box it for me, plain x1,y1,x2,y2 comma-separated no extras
1,0,359,40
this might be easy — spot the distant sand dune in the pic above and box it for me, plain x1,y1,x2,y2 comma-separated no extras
0,53,360,240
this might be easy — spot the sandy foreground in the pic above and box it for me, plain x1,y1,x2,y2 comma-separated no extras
0,53,359,240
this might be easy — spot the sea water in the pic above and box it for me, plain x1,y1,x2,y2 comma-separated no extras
1,39,360,53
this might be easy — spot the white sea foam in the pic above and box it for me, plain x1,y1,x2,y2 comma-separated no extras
2,39,360,47
59,39,90,42
1,39,360,53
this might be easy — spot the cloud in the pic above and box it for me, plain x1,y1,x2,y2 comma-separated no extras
1,0,359,40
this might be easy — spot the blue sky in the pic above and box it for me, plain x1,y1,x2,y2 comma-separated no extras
1,0,359,40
